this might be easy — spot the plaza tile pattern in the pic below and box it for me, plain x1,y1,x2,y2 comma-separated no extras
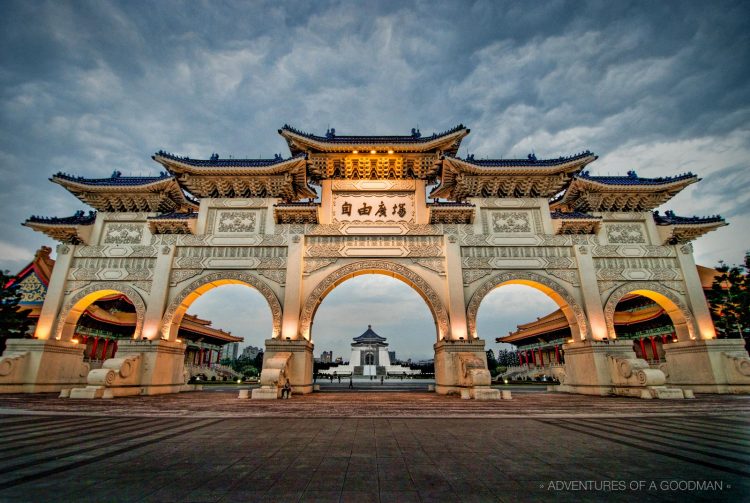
0,392,748,502
1,390,749,418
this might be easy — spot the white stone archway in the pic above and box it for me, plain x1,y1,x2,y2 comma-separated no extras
466,271,589,342
54,282,147,341
298,260,451,341
160,271,283,341
603,282,697,342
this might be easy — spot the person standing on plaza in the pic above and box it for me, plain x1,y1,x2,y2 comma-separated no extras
282,380,291,399
349,376,353,389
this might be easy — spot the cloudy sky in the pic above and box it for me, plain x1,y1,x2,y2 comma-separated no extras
2,1,748,358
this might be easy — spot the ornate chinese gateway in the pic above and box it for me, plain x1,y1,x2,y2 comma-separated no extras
2,125,748,399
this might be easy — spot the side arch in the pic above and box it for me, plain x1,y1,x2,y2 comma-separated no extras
298,260,450,341
160,271,282,341
466,271,589,341
54,282,146,341
603,282,696,342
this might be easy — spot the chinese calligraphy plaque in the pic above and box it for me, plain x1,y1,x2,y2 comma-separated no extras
333,192,415,223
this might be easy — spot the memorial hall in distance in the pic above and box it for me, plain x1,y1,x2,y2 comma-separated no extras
2,124,749,400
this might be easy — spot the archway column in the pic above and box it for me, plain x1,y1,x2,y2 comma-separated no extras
281,234,305,340
675,245,716,340
444,235,467,340
141,244,176,340
34,244,77,341
574,245,608,340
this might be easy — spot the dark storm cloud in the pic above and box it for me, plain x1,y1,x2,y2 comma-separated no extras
1,1,748,355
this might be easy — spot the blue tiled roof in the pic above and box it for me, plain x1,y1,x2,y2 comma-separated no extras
550,210,600,220
353,325,387,343
458,151,595,167
154,151,306,167
27,210,97,225
577,170,696,186
280,124,467,143
653,210,724,225
53,170,173,186
147,211,198,220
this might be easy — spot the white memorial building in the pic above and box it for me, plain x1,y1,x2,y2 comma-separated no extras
319,326,419,377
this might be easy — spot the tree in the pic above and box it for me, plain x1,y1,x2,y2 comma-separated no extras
486,349,497,370
253,351,264,370
496,349,518,367
0,270,32,353
708,253,749,346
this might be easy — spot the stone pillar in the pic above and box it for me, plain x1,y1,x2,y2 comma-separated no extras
444,234,467,340
281,235,304,340
573,244,607,341
675,244,715,340
33,244,76,341
142,244,176,340
434,338,498,399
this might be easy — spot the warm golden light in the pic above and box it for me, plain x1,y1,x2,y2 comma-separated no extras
176,339,182,343
352,150,358,154
388,150,394,154
370,150,377,154
71,338,79,344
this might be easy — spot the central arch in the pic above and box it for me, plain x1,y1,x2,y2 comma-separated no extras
160,271,282,341
466,271,589,341
298,260,450,341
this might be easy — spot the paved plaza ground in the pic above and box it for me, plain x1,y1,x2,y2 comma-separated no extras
0,389,748,502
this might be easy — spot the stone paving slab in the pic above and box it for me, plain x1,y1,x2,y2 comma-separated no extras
0,412,748,502
0,390,749,418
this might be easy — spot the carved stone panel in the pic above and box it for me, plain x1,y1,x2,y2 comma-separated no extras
216,210,257,233
491,211,531,233
305,236,442,258
68,257,155,281
605,223,647,244
102,223,144,245
172,246,287,269
206,208,266,236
